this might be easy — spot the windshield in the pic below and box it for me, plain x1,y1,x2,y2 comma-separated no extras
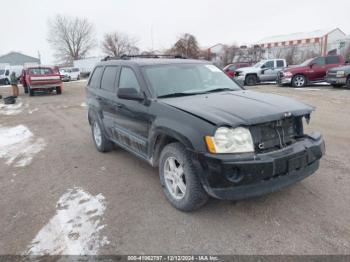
144,64,242,97
0,69,5,75
253,61,265,68
29,68,53,75
299,58,314,66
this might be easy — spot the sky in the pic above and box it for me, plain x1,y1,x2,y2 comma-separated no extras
0,0,349,64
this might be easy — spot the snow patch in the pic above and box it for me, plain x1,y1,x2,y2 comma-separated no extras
0,98,23,115
28,108,39,114
25,187,109,255
293,88,320,91
0,125,46,167
80,102,87,107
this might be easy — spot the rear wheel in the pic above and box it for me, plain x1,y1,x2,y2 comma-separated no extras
24,86,28,94
29,87,34,96
4,79,10,85
245,75,258,86
56,86,62,95
159,142,209,211
91,117,113,152
292,75,306,87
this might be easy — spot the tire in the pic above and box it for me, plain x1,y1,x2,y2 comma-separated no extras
292,75,306,87
332,84,343,88
346,77,350,89
24,86,28,94
77,75,80,80
56,86,62,95
4,79,10,85
29,87,34,96
159,142,209,211
91,116,113,152
245,74,257,86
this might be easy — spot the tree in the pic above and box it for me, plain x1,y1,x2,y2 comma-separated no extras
102,32,139,57
48,15,96,64
221,44,239,66
170,33,200,58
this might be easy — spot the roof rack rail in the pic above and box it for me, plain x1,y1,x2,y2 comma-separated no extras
101,54,187,61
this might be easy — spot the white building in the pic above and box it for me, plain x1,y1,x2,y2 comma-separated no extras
256,28,346,59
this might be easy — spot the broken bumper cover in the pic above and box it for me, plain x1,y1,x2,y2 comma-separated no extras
193,132,325,200
280,77,292,84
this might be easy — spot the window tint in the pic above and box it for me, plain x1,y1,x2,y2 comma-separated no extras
326,56,339,64
101,66,118,92
312,57,325,66
89,67,103,88
262,61,274,68
276,60,284,68
72,68,80,72
119,67,141,91
5,70,10,76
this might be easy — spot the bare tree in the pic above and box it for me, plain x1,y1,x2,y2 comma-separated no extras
221,44,239,66
102,32,139,57
48,15,96,64
170,33,200,58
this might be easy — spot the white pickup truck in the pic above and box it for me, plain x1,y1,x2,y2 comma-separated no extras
234,59,287,86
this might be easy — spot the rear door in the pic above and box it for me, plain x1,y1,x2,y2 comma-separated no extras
325,56,341,77
99,66,120,138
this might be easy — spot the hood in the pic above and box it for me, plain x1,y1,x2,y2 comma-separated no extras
283,64,309,73
160,90,313,126
236,66,260,73
328,65,350,72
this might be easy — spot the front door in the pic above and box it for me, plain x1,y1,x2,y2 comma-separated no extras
307,57,326,81
113,66,151,157
260,60,276,81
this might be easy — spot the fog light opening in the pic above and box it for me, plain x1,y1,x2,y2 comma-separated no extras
226,167,244,183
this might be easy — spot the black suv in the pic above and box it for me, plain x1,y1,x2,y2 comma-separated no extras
86,56,325,211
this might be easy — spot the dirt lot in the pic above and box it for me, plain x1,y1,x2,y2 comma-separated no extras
0,81,350,255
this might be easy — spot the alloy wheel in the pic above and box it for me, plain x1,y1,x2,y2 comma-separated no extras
294,76,305,87
93,122,102,147
164,157,186,200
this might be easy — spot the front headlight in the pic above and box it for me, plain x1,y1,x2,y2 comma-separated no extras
205,127,254,154
283,71,293,77
336,71,345,77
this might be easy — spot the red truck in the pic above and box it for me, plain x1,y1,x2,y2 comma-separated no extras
21,66,63,96
278,55,345,87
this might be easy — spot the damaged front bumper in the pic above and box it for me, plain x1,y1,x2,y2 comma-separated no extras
192,132,325,200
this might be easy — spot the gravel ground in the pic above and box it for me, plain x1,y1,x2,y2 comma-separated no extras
0,81,349,255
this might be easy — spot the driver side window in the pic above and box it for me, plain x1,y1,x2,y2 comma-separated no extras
119,67,141,92
262,61,274,69
312,57,325,66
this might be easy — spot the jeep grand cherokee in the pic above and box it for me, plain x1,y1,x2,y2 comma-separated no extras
86,55,325,211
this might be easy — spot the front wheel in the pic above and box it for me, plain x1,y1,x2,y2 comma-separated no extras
159,142,209,211
292,75,306,87
245,75,257,86
4,79,10,85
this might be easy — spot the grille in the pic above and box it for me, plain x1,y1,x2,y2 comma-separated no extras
327,71,337,78
250,117,303,153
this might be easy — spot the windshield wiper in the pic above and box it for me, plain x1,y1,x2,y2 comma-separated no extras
203,88,234,93
157,92,203,98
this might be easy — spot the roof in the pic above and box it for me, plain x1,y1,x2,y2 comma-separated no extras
256,28,346,44
98,58,209,67
0,52,40,66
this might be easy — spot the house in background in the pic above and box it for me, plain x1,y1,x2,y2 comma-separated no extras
0,51,40,67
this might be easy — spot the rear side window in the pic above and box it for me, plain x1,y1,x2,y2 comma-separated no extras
101,66,119,92
276,60,284,68
326,56,340,64
119,67,141,92
89,67,103,88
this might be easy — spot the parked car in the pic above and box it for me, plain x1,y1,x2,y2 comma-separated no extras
0,68,10,85
21,66,63,96
86,56,325,211
59,67,80,81
325,65,350,88
223,62,251,78
278,55,345,87
0,66,23,85
235,59,287,86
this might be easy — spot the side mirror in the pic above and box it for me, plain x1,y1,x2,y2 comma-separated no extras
117,87,144,101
